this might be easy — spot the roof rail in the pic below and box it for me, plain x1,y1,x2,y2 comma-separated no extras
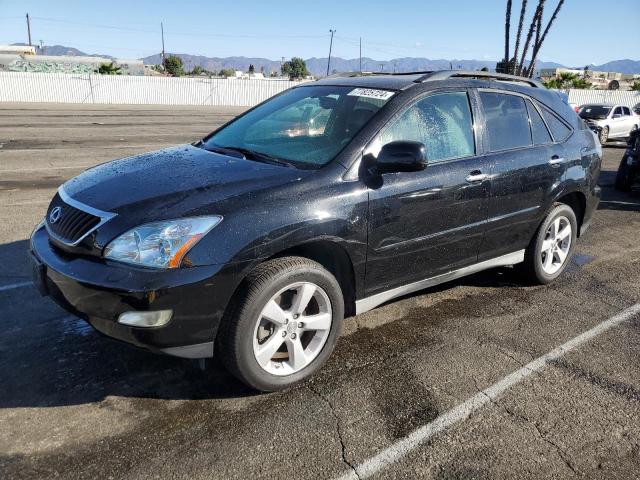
326,70,435,78
415,70,543,88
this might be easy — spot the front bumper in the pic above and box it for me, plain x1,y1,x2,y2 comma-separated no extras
30,226,248,358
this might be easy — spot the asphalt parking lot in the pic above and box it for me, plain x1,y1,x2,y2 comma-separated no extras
1,103,639,480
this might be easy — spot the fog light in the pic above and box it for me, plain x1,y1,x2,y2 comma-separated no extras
118,310,173,327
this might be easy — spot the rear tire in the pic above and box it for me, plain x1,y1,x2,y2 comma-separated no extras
520,203,577,285
217,256,344,392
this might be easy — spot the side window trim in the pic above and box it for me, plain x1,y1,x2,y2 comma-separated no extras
526,98,553,145
366,88,478,164
478,88,574,146
535,100,574,143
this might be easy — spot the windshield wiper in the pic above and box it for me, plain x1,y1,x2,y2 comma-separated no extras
218,146,297,169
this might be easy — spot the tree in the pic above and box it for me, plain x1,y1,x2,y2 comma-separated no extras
499,0,565,78
504,0,513,67
96,62,122,75
164,55,184,76
248,64,255,74
281,57,309,79
188,65,212,76
524,0,565,77
218,68,236,77
543,72,591,90
632,81,640,91
511,0,528,74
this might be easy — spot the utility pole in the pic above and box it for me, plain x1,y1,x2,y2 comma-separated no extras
160,22,166,69
326,29,335,76
359,37,362,73
26,13,32,46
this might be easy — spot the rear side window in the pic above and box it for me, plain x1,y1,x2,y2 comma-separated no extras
526,100,552,145
539,104,572,141
377,91,475,162
480,92,531,151
623,107,631,116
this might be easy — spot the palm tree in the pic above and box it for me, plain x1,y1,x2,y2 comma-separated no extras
517,0,545,76
502,0,565,78
511,0,528,74
524,0,565,77
504,0,513,70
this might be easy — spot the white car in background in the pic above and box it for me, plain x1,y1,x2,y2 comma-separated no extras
578,104,640,144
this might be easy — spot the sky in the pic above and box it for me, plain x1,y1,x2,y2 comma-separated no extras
0,0,638,65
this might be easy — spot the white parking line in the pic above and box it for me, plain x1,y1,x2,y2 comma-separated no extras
0,165,93,174
600,200,640,207
334,303,640,480
0,281,32,292
2,200,50,207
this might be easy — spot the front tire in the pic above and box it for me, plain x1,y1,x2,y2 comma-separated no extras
217,256,344,392
599,127,609,145
520,203,577,285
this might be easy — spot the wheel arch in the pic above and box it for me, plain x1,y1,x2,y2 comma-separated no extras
221,239,359,329
554,190,587,237
268,240,358,318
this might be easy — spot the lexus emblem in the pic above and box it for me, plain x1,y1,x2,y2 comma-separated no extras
49,206,63,224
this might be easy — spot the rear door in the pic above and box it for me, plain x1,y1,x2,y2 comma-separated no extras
364,89,491,295
477,90,568,261
610,106,625,137
621,107,636,135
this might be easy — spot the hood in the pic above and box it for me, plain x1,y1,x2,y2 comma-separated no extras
63,145,308,214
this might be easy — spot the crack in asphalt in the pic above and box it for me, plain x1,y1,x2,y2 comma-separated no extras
307,384,360,479
551,358,640,403
473,379,579,477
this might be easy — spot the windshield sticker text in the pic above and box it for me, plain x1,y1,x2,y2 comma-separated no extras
347,88,395,100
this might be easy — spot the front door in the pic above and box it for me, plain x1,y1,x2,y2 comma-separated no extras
364,90,490,297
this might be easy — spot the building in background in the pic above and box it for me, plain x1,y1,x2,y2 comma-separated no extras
0,45,144,75
540,67,640,91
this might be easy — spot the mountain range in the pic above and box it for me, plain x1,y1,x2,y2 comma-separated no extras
12,44,640,76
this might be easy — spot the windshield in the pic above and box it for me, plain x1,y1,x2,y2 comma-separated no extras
201,85,394,168
579,105,611,120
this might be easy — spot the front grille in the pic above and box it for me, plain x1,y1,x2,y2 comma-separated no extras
46,193,102,245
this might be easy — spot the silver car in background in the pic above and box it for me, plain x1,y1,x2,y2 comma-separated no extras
578,104,640,144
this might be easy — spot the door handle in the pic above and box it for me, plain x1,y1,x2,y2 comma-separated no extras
465,171,488,183
549,156,566,166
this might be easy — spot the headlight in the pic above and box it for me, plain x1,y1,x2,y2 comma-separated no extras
104,216,222,269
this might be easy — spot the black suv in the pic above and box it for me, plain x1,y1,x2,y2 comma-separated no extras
31,71,601,391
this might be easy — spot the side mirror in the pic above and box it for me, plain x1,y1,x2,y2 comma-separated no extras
375,141,427,174
613,113,622,119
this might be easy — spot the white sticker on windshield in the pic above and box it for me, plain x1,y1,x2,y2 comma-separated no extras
347,88,395,100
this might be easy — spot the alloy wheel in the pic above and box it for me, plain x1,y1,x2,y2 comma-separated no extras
540,216,572,275
252,282,332,376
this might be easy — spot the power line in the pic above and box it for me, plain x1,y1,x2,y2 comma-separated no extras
29,16,329,40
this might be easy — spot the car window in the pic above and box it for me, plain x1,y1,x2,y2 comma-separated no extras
622,107,631,116
579,105,611,120
526,100,552,145
614,107,623,116
374,91,475,162
479,92,531,151
538,104,572,142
